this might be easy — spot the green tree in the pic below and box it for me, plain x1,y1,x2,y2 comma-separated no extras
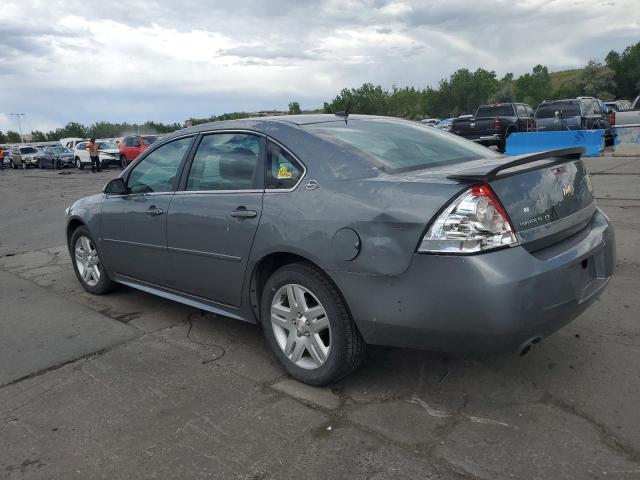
515,65,552,106
288,101,302,114
6,131,21,143
489,73,516,103
0,131,7,143
559,61,616,100
324,83,390,115
606,42,640,99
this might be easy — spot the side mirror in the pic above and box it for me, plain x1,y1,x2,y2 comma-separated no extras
104,178,127,195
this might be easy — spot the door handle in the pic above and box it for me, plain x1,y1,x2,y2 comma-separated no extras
230,208,257,218
146,207,164,216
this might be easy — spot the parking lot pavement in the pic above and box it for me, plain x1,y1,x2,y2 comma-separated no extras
1,159,640,479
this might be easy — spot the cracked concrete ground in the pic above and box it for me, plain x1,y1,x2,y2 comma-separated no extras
0,158,639,479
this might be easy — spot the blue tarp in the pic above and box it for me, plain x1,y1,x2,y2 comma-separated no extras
505,130,604,157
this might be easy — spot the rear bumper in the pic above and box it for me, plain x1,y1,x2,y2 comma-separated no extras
331,208,615,353
469,134,502,146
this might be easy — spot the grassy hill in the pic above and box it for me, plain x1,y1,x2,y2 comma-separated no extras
549,68,582,90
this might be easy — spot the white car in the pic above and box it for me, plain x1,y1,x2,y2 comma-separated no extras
60,137,87,149
73,140,121,169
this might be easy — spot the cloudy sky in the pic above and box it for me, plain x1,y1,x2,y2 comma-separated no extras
1,0,638,133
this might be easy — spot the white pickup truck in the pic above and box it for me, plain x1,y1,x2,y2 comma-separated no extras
614,96,640,125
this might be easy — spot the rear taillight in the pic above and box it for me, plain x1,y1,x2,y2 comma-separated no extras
493,118,501,130
418,184,518,254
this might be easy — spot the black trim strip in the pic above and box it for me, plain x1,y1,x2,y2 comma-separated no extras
102,238,165,250
167,246,241,262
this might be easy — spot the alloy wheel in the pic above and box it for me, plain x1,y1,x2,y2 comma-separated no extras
74,236,101,287
270,284,331,369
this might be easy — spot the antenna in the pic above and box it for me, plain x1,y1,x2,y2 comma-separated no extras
334,101,351,124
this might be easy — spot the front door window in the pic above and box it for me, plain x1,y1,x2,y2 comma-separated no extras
127,137,192,194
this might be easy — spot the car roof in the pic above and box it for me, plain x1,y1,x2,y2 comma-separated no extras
164,114,409,140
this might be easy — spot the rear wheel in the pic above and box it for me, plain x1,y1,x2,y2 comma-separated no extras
10,160,15,169
70,226,116,295
260,262,366,385
120,155,127,169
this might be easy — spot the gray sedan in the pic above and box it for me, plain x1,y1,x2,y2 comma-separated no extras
65,115,615,385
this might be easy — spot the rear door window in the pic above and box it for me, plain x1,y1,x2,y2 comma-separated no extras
186,133,261,191
266,142,304,190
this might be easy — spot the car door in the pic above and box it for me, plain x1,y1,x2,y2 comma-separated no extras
100,135,194,285
41,148,52,167
75,142,90,164
166,132,265,306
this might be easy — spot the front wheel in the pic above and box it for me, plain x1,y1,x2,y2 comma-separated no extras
260,262,366,385
76,157,84,169
120,155,127,169
70,226,117,295
10,160,15,169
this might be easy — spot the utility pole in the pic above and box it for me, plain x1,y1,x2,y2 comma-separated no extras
9,113,26,143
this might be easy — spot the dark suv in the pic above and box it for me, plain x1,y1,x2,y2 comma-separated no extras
535,98,614,144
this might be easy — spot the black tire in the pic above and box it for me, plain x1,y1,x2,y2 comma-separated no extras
120,155,127,169
54,160,60,169
260,262,366,385
10,160,15,169
69,226,117,295
76,157,84,170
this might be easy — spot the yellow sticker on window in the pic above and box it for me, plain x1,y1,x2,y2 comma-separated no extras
277,165,292,179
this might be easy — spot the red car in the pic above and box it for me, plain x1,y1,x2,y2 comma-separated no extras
119,135,161,166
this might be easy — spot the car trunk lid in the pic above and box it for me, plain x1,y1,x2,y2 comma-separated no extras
446,148,595,251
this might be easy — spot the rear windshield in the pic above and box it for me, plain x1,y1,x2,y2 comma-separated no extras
476,105,514,117
306,119,499,173
20,147,37,154
51,147,70,154
536,102,581,118
142,136,158,145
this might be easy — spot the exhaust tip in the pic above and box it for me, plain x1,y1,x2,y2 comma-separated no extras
518,336,542,356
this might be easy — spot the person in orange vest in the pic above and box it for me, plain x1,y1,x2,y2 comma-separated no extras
86,138,101,173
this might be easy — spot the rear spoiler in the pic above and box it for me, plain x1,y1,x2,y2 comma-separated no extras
447,148,585,182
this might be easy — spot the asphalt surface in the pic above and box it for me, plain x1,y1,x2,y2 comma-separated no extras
0,159,639,479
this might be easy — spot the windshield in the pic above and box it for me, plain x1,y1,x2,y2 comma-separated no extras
20,147,37,154
99,142,117,149
142,136,159,145
476,105,514,117
536,102,581,118
306,118,499,173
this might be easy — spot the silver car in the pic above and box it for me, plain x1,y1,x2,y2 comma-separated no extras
65,115,615,385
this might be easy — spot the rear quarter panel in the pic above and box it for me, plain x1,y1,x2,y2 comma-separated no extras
247,125,465,277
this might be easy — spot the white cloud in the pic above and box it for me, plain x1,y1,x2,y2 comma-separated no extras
0,0,639,131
